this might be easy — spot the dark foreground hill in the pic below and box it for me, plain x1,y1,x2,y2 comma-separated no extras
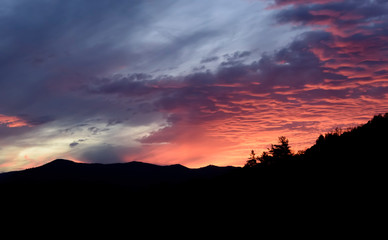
303,113,388,167
243,113,388,185
1,114,387,229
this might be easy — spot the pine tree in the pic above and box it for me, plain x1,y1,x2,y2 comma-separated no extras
245,150,258,168
269,136,292,160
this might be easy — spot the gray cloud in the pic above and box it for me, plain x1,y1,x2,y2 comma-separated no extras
200,56,219,64
69,142,79,148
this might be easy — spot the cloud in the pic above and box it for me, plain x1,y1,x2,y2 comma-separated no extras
88,127,110,135
200,56,219,64
80,145,123,164
270,0,343,7
69,139,87,148
0,114,30,128
69,142,79,148
221,51,252,66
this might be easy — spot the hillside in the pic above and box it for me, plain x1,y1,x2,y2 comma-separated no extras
240,113,388,200
245,113,388,171
304,113,388,167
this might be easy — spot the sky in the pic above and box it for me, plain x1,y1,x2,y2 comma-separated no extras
1,0,388,171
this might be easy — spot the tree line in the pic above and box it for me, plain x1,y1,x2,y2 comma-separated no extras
244,113,388,169
245,136,294,168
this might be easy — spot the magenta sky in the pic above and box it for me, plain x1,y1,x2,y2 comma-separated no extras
1,0,388,171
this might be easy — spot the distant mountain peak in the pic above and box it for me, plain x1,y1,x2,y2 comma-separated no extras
168,164,188,169
41,159,78,168
51,159,75,163
203,164,218,168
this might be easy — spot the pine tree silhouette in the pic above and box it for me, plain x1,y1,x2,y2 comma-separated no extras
245,136,293,167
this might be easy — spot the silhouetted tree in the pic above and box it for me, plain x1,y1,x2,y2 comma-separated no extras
269,136,292,160
245,150,258,168
245,136,293,168
316,134,325,145
258,151,272,166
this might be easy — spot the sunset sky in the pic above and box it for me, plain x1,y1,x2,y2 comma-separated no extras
1,0,388,171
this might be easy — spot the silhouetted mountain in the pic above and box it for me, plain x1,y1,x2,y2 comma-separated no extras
0,159,238,193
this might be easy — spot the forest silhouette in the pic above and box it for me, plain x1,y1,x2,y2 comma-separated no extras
244,113,388,172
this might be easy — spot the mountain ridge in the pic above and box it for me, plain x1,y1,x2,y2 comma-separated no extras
0,158,239,191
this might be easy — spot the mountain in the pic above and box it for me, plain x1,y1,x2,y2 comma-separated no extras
0,159,238,194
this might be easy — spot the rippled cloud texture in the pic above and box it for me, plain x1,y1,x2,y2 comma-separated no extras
1,0,387,171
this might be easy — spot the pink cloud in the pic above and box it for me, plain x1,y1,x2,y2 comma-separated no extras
0,114,30,128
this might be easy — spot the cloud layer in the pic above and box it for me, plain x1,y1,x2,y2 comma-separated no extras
1,0,387,171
